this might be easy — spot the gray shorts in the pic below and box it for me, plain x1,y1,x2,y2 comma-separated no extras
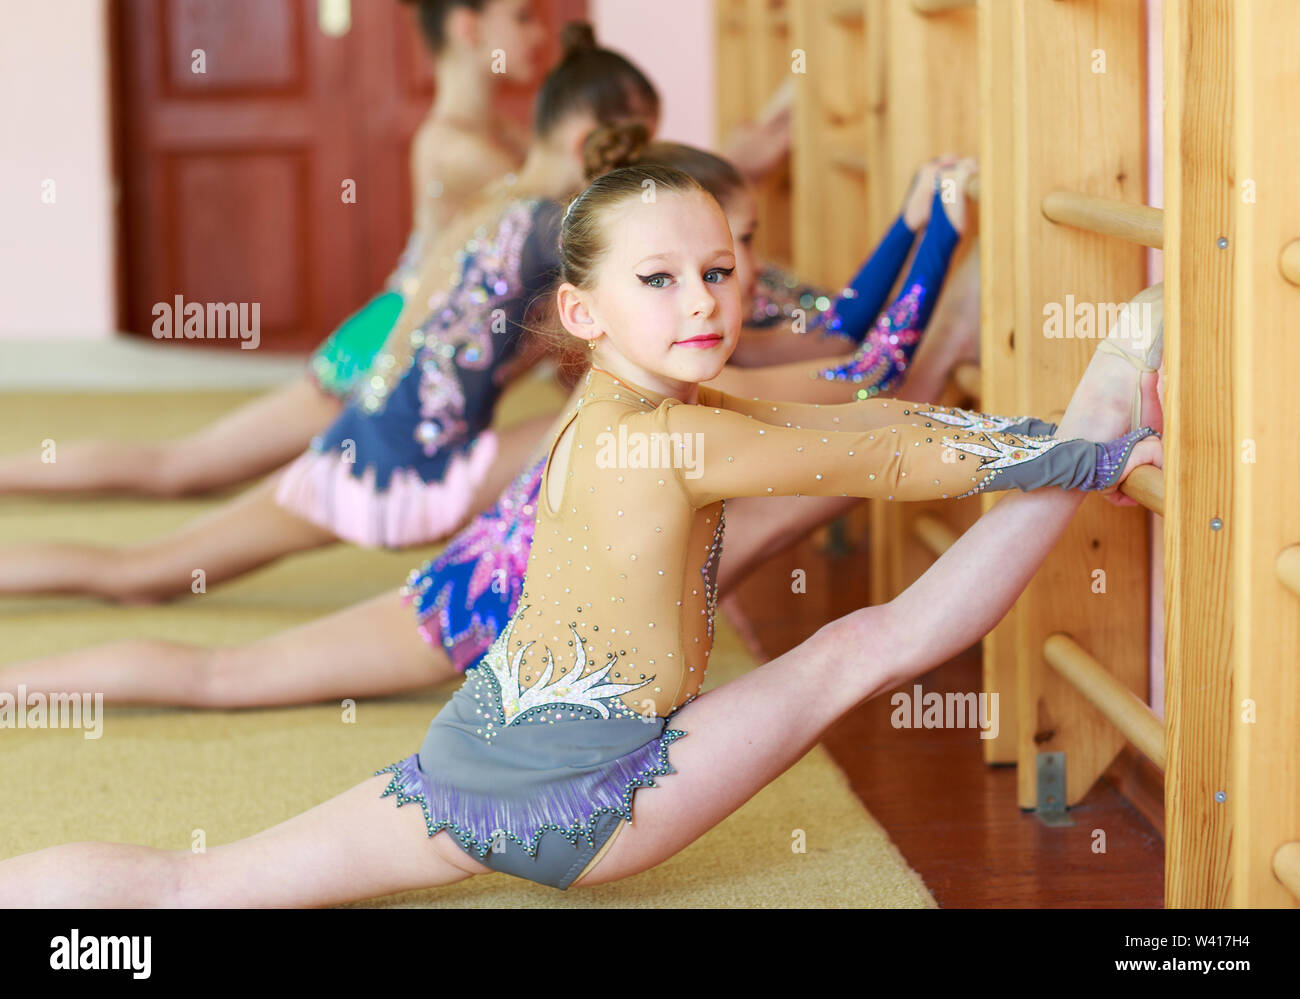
377,664,682,894
474,810,625,890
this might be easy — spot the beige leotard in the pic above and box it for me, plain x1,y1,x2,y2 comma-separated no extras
502,364,1143,720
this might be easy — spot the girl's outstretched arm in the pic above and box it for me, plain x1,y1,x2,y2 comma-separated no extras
659,385,1154,508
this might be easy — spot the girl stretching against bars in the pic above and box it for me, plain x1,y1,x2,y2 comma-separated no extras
0,23,659,601
1,142,976,709
0,0,547,499
0,161,1164,905
0,108,963,602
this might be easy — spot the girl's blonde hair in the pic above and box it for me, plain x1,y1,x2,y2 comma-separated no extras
540,122,735,379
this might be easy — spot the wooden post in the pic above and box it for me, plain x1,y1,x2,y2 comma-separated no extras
789,0,871,290
1228,0,1300,908
716,0,796,266
1161,0,1235,909
1009,0,1151,810
859,0,981,611
975,0,1021,764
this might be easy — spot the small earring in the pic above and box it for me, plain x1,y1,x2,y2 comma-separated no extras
588,339,597,351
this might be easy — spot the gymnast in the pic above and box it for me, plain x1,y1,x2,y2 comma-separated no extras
1,140,978,707
0,158,1165,905
0,0,546,499
0,80,965,603
0,23,659,600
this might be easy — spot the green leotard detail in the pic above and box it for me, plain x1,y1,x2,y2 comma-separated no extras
308,291,405,399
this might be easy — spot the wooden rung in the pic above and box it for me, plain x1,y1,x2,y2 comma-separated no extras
1119,464,1164,517
1280,240,1300,286
832,153,867,173
1041,191,1165,249
1043,633,1166,770
1277,545,1300,598
911,514,958,557
1274,842,1300,901
832,3,864,26
912,0,975,12
952,361,981,400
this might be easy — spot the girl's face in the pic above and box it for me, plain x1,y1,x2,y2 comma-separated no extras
578,188,742,395
477,0,547,85
720,186,759,304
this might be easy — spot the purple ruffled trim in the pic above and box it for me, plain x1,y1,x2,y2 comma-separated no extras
374,728,687,858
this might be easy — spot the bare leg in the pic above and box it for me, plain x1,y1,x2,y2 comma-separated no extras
0,375,341,498
576,343,1161,886
0,775,490,908
0,389,588,706
0,347,1161,906
0,472,337,601
0,371,939,705
0,589,451,707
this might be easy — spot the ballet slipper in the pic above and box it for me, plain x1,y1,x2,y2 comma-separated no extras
1095,282,1164,433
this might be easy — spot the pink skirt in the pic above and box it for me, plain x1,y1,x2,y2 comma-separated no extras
274,430,499,549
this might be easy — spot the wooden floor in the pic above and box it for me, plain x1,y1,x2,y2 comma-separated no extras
728,515,1166,908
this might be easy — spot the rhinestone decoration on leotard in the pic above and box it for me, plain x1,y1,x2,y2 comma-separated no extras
946,432,1071,499
747,265,838,335
698,501,726,642
374,726,687,858
478,610,652,731
818,280,927,397
402,456,544,668
357,200,537,454
909,405,1041,434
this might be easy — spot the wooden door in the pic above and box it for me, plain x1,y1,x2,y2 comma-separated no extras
115,0,585,352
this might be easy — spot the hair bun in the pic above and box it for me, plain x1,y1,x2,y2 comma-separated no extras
582,122,651,183
559,22,598,61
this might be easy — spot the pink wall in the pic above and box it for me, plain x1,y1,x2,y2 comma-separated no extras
0,0,116,338
591,0,715,148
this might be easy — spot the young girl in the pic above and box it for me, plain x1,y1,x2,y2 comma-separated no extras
0,163,1163,906
0,23,660,601
0,0,548,500
1,145,975,707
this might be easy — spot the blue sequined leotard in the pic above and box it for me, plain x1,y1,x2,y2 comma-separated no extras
275,198,562,548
